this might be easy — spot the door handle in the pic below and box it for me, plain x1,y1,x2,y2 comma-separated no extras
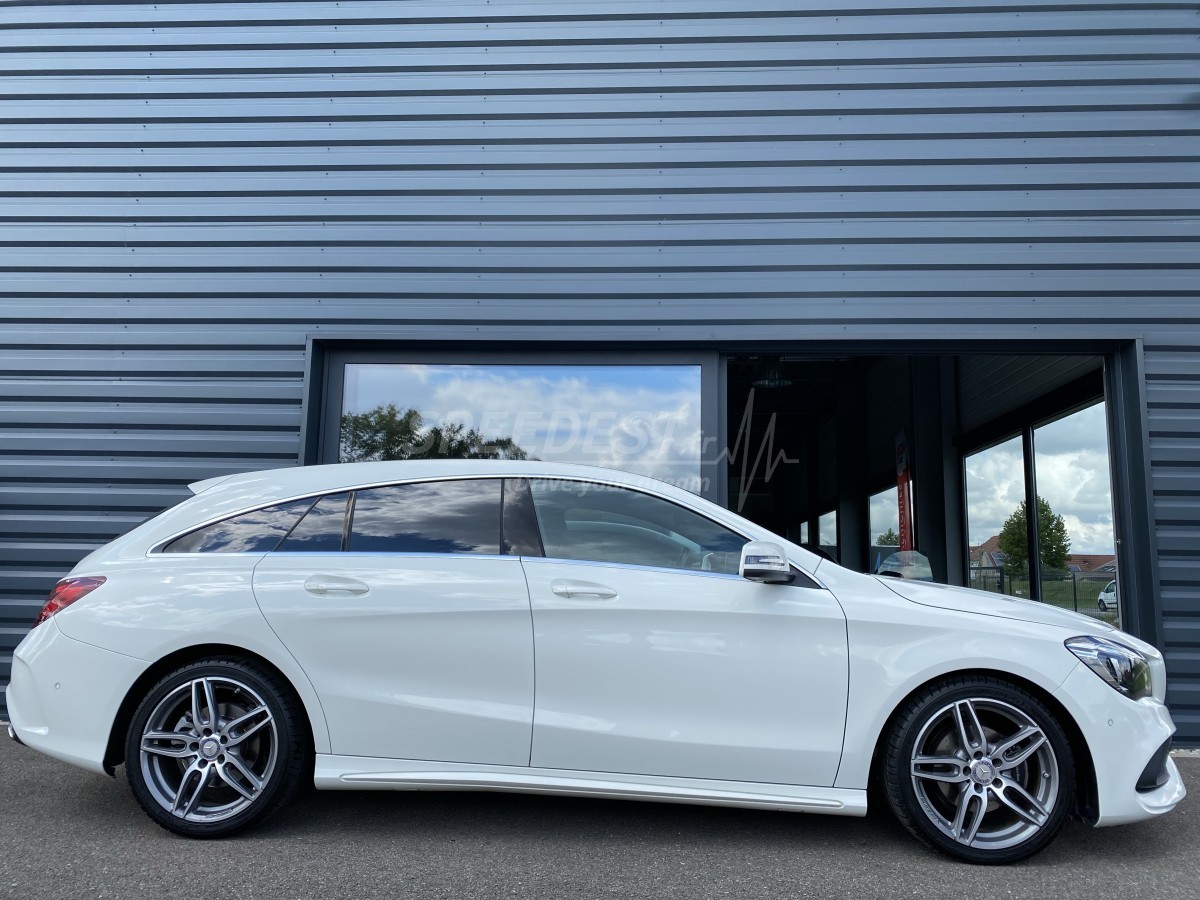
551,579,617,600
304,575,370,596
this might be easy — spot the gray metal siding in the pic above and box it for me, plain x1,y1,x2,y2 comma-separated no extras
1145,334,1200,739
1,1,1198,736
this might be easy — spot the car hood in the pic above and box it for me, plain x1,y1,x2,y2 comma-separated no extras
875,576,1116,636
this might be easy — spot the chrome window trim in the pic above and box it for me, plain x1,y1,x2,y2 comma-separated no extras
521,554,827,590
520,555,745,582
149,474,508,555
141,548,826,590
149,474,822,587
269,552,514,562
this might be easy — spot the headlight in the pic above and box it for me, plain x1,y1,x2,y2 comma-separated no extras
1065,636,1153,701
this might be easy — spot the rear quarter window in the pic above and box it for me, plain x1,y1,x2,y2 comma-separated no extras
161,497,314,553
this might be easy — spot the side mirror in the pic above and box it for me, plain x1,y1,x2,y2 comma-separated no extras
739,541,796,585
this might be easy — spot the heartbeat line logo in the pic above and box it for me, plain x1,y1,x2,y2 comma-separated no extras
716,388,799,512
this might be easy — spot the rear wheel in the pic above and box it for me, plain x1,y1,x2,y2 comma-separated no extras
124,657,308,837
883,676,1075,864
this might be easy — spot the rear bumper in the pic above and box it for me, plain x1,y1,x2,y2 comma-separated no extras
5,619,146,776
1054,663,1186,826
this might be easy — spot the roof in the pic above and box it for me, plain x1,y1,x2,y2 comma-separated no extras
1066,554,1117,573
190,459,687,503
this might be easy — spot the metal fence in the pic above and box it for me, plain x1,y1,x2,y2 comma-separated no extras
967,567,1117,623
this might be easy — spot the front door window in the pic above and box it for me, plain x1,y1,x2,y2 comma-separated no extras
528,479,746,574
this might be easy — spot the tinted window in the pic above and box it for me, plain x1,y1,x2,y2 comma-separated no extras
163,498,314,553
529,480,746,573
349,479,501,554
277,492,350,552
501,478,544,557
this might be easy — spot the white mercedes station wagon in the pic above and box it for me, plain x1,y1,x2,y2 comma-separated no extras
5,461,1185,863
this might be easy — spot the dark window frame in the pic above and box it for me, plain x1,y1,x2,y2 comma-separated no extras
311,347,724,506
961,392,1111,609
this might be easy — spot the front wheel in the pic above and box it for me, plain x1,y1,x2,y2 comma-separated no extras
882,676,1075,864
124,657,309,837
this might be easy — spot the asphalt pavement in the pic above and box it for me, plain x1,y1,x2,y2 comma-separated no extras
0,736,1195,900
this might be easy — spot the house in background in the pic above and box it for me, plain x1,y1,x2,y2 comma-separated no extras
969,536,1006,572
1067,555,1118,575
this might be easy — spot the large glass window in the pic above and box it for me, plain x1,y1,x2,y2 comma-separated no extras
869,486,900,572
529,479,746,574
965,435,1029,597
339,363,703,493
348,480,502,555
964,403,1115,619
818,510,837,558
1034,402,1117,622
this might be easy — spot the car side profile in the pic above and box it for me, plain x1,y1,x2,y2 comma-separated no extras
5,461,1185,864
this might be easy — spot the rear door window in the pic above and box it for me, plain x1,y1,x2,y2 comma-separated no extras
276,492,351,552
348,479,502,555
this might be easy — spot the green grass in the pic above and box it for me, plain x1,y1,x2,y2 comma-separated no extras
967,570,1119,626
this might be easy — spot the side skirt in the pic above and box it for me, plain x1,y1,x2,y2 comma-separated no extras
314,754,868,816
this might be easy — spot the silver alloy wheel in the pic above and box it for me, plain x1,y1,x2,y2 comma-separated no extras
138,676,279,823
908,697,1060,851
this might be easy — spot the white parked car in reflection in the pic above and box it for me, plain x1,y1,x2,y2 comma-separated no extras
5,461,1185,864
1098,580,1118,612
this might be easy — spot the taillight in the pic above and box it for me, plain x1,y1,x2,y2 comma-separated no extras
33,576,106,628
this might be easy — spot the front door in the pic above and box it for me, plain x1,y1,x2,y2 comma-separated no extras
521,479,848,787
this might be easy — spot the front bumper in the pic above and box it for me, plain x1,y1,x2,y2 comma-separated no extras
5,619,147,776
1054,662,1186,826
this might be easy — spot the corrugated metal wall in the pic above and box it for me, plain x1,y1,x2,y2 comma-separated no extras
1146,335,1200,741
1,1,1198,736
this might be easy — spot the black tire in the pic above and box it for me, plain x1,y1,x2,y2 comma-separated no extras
124,656,310,838
882,675,1075,864
1098,598,1109,612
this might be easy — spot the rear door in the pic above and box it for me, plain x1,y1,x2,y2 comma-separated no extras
252,478,535,766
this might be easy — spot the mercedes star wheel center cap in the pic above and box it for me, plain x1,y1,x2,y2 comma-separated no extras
200,738,220,760
971,760,997,784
